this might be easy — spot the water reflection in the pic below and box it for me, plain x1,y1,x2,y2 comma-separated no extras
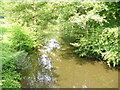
21,39,60,88
21,38,118,88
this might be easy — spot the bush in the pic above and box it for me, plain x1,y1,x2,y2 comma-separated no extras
1,43,21,88
0,26,30,88
61,2,119,67
71,27,119,67
11,25,34,52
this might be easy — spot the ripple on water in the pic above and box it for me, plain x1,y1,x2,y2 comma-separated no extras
21,38,118,88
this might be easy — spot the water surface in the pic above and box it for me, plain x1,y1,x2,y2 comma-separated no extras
21,32,118,88
52,45,118,88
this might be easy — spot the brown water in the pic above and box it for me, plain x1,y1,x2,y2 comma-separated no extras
52,45,118,88
20,28,118,88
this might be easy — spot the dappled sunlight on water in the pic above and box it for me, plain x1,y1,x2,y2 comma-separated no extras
21,38,118,88
21,38,61,88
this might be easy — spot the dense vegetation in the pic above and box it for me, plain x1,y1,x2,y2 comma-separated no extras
0,26,21,88
61,2,119,67
0,1,119,88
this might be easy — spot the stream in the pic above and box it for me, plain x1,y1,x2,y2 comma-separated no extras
21,32,118,88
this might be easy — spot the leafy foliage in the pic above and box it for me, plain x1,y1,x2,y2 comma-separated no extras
11,25,34,52
1,40,21,88
61,2,119,67
71,27,119,67
0,26,32,88
1,1,119,88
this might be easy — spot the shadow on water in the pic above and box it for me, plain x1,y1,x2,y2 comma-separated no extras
20,29,118,88
20,39,61,88
51,41,118,88
102,62,120,72
60,39,119,71
58,45,97,66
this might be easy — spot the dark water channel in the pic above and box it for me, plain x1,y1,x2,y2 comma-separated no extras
21,37,118,88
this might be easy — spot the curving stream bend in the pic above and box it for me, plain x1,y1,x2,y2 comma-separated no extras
21,36,118,88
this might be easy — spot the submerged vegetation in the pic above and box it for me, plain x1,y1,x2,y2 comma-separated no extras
0,0,119,88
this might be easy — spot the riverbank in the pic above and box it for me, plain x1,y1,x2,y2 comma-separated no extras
20,29,118,88
1,1,119,88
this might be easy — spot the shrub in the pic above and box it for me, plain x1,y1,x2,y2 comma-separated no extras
11,25,34,52
1,43,21,88
61,2,119,67
71,27,119,67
